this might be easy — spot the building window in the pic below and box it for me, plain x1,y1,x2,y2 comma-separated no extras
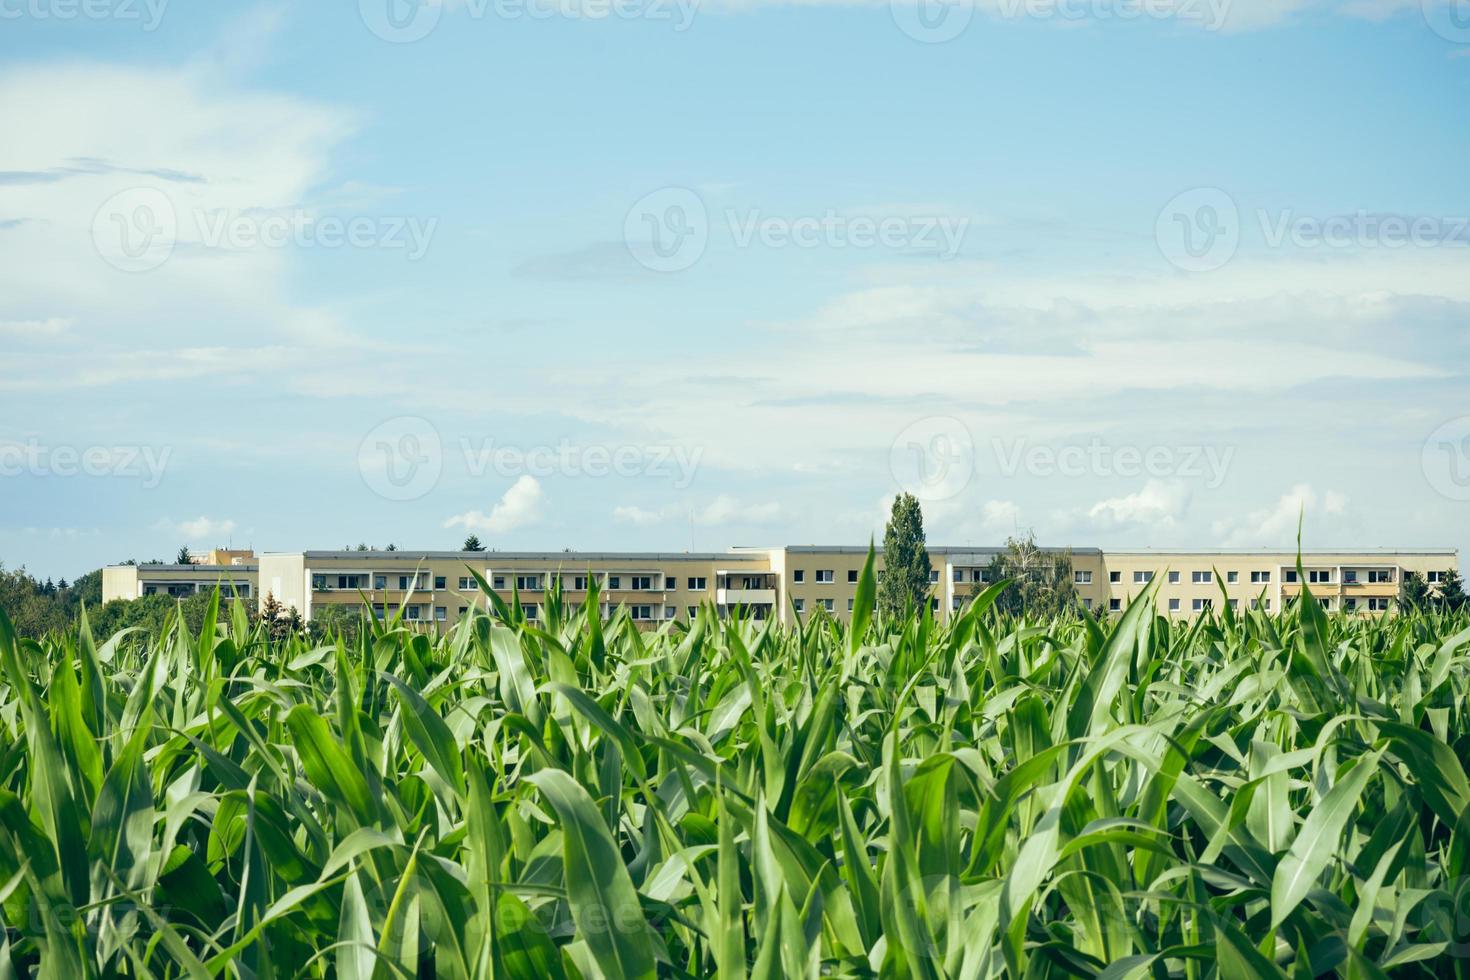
665,606,677,619
688,576,707,590
630,576,654,591
1169,598,1181,613
816,570,834,584
928,570,940,585
607,576,621,590
1109,598,1121,612
1308,570,1332,584
458,606,467,615
1082,598,1092,610
793,570,805,583
405,605,422,621
974,570,987,583
1251,571,1271,583
1134,570,1153,584
1192,571,1212,584
793,598,805,613
374,575,388,590
954,567,965,583
850,598,857,611
1429,571,1447,584
1343,570,1358,584
1284,570,1299,583
1109,571,1122,584
524,605,539,620
435,606,446,621
1168,571,1180,584
1074,570,1092,585
1192,598,1212,612
687,606,697,618
820,598,834,612
1227,571,1239,584
930,597,939,611
1345,597,1358,612
434,576,446,590
850,569,859,583
1368,597,1390,611
1367,570,1394,584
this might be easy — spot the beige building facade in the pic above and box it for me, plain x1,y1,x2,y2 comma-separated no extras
102,560,258,603
212,545,1457,628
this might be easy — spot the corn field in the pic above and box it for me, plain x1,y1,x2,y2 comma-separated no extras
3,555,1470,978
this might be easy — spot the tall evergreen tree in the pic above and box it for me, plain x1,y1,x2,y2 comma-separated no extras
463,535,486,552
1399,571,1430,610
176,546,192,564
1437,569,1467,613
878,493,932,619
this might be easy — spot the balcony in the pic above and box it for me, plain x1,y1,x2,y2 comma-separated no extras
717,588,777,606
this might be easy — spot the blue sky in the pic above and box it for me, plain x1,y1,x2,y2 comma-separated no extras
2,0,1469,579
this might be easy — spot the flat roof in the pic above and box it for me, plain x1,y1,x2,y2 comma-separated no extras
111,564,259,572
1100,548,1457,557
274,550,769,563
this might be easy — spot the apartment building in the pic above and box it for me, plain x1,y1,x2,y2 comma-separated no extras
214,545,1456,628
102,549,257,603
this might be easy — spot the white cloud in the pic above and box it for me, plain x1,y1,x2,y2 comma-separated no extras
612,495,783,528
0,318,70,338
1087,480,1191,530
444,476,545,534
154,516,238,541
612,505,664,527
0,54,362,393
1213,484,1350,548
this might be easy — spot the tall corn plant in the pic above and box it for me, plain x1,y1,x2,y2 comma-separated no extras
1,548,1469,977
